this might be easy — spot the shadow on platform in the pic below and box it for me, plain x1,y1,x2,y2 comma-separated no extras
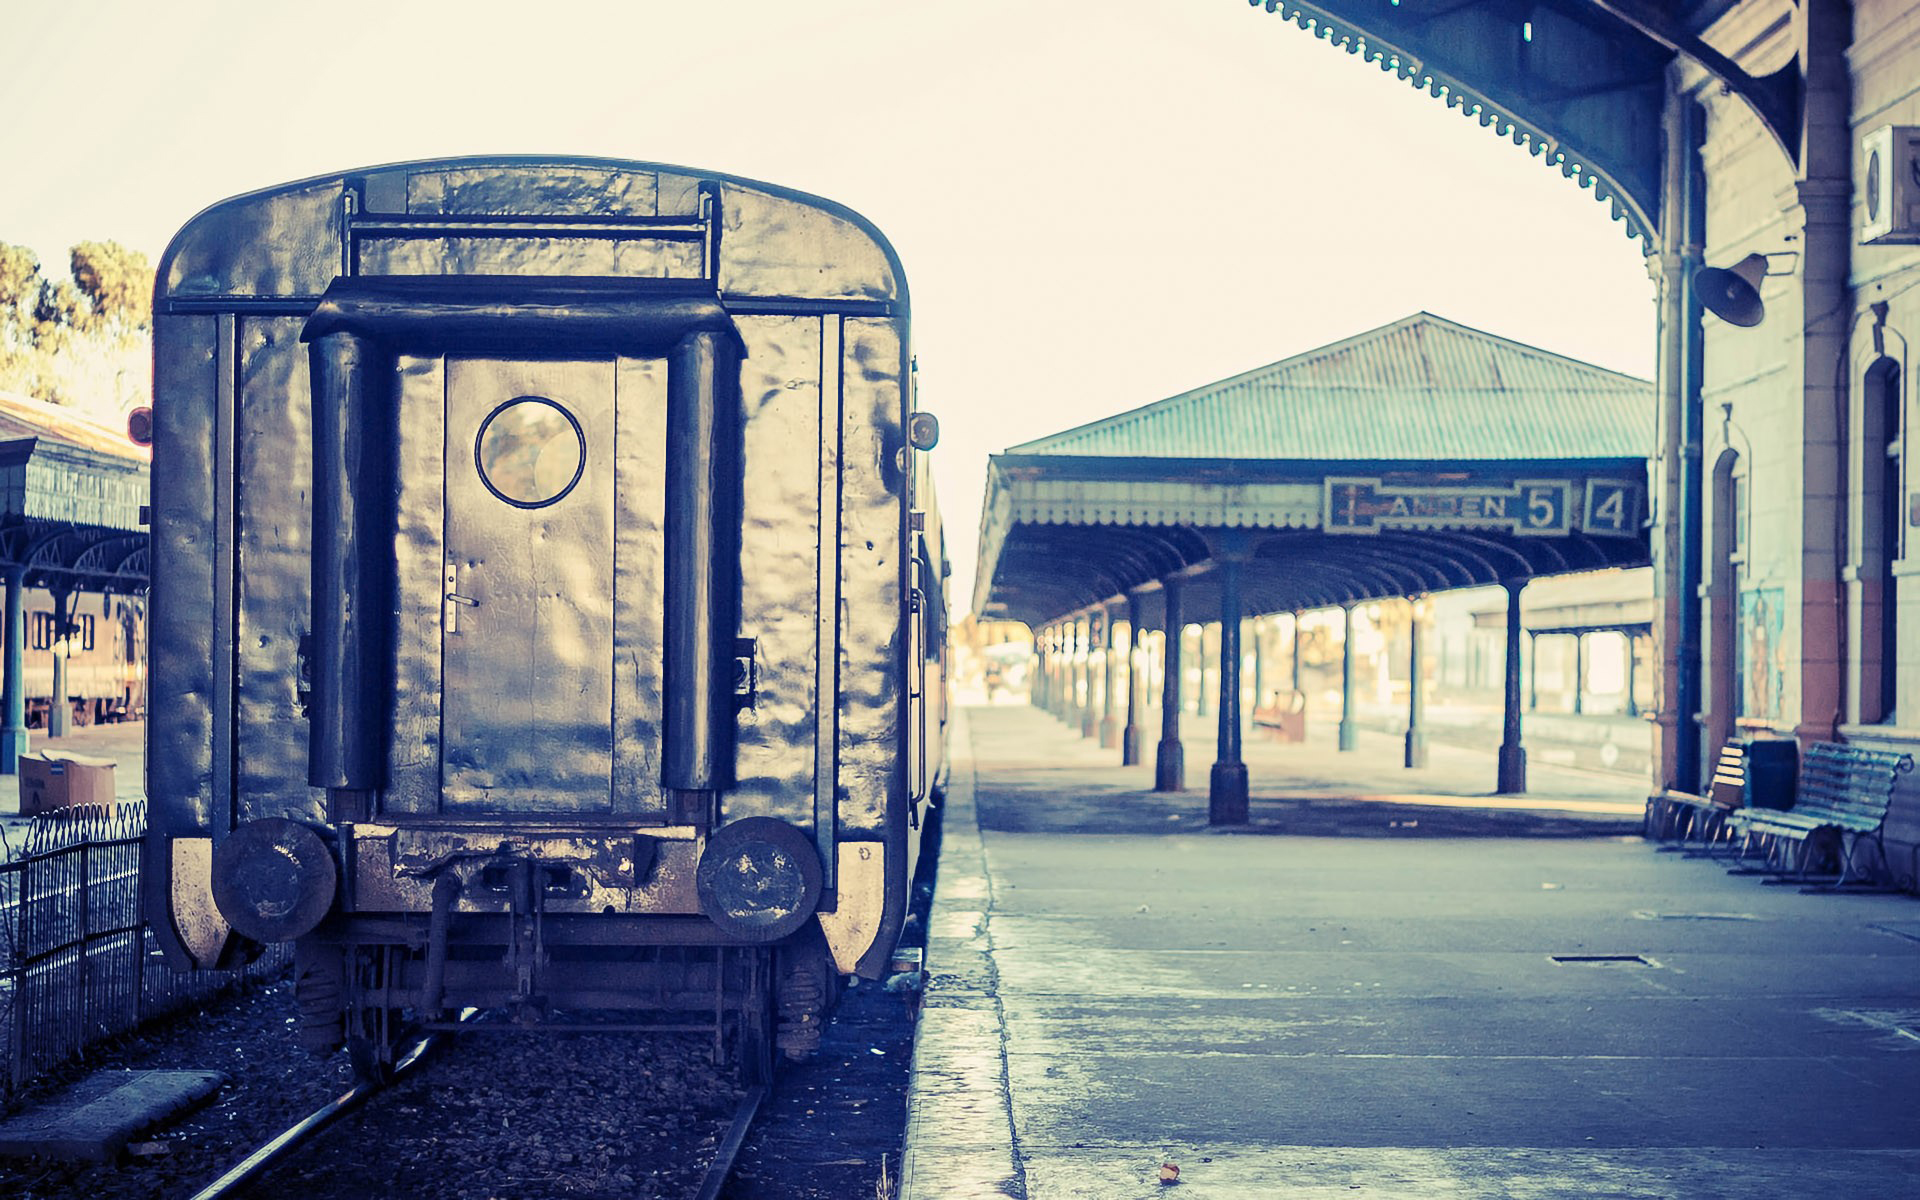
968,704,1643,838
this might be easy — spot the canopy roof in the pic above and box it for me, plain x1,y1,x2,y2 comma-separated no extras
1009,313,1650,462
1249,1,1798,247
0,391,149,593
975,315,1653,630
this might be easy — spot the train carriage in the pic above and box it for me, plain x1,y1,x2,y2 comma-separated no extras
144,157,945,1077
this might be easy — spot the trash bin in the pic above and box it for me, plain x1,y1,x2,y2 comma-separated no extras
1741,738,1798,810
17,752,118,816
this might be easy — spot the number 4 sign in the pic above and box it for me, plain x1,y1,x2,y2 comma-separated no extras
1583,481,1640,534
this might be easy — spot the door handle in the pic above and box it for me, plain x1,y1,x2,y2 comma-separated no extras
444,565,479,633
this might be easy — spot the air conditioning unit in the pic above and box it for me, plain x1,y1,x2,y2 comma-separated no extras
1861,125,1920,245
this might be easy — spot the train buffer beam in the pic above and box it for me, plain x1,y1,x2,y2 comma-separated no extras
0,1069,227,1162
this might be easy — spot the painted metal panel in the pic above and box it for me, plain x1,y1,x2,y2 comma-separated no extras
441,358,616,813
386,354,448,816
612,356,668,819
149,314,219,833
164,180,342,299
726,315,825,829
234,317,323,824
836,318,908,837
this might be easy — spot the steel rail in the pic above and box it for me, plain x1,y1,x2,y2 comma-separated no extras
692,1086,767,1200
184,1015,468,1200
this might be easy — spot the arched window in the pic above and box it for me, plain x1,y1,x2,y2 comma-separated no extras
1865,358,1903,723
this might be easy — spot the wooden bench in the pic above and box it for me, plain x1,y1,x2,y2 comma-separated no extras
1251,690,1307,743
1646,742,1750,849
1723,742,1914,886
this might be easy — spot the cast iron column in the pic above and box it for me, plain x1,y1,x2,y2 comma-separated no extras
0,569,25,772
1122,592,1144,765
1498,579,1528,793
1066,621,1082,726
1337,604,1358,751
1572,633,1585,715
1099,605,1119,748
1251,616,1265,714
1155,578,1185,791
1405,599,1427,768
1528,632,1540,711
1079,614,1097,739
47,590,70,738
1290,612,1302,692
1625,635,1640,717
1195,624,1210,717
1210,557,1249,823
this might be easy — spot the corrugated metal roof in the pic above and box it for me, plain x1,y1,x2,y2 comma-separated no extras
0,390,149,463
1006,313,1652,461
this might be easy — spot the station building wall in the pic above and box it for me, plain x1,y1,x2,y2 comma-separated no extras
1685,0,1920,879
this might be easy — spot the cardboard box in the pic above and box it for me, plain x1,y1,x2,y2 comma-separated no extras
18,752,118,816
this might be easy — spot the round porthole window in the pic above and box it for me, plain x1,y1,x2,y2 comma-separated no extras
476,396,585,508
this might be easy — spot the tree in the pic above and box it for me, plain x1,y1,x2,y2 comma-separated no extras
70,241,151,335
0,239,151,415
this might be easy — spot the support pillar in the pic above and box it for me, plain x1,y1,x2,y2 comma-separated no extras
1080,614,1098,739
1032,635,1047,712
1337,604,1358,751
1625,635,1640,718
0,570,25,772
1527,632,1540,711
1122,592,1144,764
1290,612,1302,692
1405,599,1427,768
1210,554,1249,824
1195,624,1210,717
1251,616,1265,714
1067,619,1084,728
1572,633,1585,715
1050,627,1067,719
1099,606,1119,748
1498,579,1528,793
1155,579,1185,791
47,589,71,738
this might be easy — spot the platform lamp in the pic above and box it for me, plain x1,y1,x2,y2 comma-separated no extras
1695,252,1799,327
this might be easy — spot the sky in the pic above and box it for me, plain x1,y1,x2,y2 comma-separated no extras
1,0,1658,614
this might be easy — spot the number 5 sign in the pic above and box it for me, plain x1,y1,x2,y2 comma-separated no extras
1583,481,1641,534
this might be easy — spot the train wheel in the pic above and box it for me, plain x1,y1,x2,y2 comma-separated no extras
774,925,839,1063
294,939,347,1054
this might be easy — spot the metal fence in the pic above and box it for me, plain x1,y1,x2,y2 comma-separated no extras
0,801,288,1096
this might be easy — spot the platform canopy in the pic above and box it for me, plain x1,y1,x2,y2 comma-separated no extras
0,391,149,595
1246,1,1803,248
974,314,1653,631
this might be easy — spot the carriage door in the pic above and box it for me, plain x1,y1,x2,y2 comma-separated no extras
441,357,616,813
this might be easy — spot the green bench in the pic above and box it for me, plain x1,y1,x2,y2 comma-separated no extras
1723,742,1914,886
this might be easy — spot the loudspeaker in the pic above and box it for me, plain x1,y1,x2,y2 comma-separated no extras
1695,253,1769,327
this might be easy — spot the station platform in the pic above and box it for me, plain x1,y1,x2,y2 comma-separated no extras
0,720,146,851
900,705,1920,1198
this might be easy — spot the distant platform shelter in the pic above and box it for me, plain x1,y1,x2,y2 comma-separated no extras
0,391,150,767
972,314,1653,818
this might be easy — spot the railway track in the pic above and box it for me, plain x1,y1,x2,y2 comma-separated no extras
181,1019,761,1200
186,1031,441,1200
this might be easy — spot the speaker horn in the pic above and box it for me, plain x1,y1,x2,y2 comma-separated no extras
1695,253,1773,327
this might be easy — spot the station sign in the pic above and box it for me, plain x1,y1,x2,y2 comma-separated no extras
1324,478,1575,536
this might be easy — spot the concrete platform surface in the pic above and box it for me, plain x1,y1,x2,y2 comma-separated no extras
901,705,1920,1199
0,1069,225,1162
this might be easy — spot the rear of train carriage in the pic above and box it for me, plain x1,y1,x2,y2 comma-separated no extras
143,157,947,1075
